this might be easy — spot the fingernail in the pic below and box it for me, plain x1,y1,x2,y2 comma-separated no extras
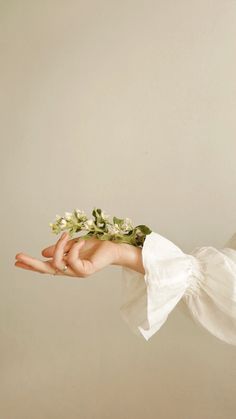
61,232,67,239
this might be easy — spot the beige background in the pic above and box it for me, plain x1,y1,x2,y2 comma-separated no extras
1,1,236,418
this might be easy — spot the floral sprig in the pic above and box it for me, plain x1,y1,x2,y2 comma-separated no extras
49,207,152,247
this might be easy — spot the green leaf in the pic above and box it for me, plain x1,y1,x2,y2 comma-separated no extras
113,216,124,226
135,225,152,235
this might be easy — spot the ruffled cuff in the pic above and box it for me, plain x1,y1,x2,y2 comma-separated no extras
120,231,194,340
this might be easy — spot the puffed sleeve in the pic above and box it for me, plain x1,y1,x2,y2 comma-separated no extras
119,231,236,345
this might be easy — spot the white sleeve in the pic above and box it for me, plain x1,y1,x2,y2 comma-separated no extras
119,231,236,345
119,231,194,341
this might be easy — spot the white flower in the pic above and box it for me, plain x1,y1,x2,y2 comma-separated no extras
59,219,67,229
75,209,87,221
121,217,133,231
75,208,85,216
107,224,120,235
55,214,62,221
83,219,94,230
65,212,72,220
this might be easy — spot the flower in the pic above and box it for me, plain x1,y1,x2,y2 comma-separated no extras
121,217,133,232
75,209,87,219
107,223,120,235
49,207,152,247
64,212,73,220
59,219,67,229
83,219,94,230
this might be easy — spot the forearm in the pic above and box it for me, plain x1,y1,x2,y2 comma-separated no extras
111,242,145,274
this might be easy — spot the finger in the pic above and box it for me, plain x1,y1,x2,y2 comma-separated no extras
41,237,79,257
15,258,67,276
52,232,76,276
15,261,40,272
15,252,57,274
66,240,93,277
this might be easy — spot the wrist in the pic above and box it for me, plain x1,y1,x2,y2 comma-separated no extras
111,242,145,275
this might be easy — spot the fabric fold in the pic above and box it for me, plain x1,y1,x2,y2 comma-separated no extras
120,231,236,345
120,231,194,341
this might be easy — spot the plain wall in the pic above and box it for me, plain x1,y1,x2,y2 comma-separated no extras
1,1,236,418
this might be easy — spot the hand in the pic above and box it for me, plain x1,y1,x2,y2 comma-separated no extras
14,232,120,278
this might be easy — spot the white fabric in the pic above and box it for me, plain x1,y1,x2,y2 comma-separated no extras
120,231,236,345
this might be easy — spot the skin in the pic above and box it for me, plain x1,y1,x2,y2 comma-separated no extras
14,231,145,278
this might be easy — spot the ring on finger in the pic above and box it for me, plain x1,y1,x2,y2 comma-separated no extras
62,264,68,272
51,263,68,277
